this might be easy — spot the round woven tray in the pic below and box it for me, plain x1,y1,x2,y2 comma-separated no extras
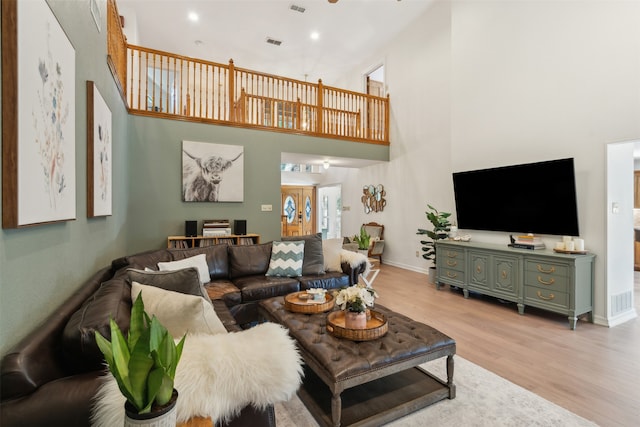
284,291,335,313
326,309,388,341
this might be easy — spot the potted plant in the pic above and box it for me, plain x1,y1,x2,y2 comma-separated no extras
417,204,452,285
352,226,371,256
95,293,186,427
334,284,378,329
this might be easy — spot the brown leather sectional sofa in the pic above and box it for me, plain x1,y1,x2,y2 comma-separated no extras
0,237,365,427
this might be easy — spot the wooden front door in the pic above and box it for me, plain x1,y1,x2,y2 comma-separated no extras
281,185,316,236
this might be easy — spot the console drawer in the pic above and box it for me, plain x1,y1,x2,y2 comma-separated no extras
439,268,465,286
524,270,569,293
524,286,569,311
525,260,569,277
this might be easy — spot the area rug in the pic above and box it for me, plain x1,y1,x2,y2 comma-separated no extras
275,356,598,427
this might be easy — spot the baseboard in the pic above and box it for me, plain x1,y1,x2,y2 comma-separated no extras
603,309,638,327
383,260,429,275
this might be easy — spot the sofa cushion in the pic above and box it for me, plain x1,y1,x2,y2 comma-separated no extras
228,242,272,279
233,276,300,302
266,241,305,277
204,280,242,307
169,244,229,280
283,233,325,275
126,267,211,304
157,254,210,284
131,282,227,337
117,249,173,270
62,272,133,373
323,238,344,272
298,272,350,290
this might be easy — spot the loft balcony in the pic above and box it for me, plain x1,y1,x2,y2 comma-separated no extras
107,0,389,145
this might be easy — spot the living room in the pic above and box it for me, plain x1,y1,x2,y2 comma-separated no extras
1,0,639,425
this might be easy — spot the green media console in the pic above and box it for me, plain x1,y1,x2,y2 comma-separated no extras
435,240,595,330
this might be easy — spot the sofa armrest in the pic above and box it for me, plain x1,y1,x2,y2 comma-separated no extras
340,249,369,285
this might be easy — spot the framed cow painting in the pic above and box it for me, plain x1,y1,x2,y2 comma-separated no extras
181,141,244,202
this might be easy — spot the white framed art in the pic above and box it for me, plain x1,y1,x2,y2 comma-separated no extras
182,141,244,202
87,81,112,217
2,0,76,228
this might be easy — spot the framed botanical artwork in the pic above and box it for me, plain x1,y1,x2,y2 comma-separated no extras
182,141,244,202
86,81,112,217
2,0,76,228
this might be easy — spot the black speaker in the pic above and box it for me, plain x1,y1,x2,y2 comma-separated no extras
234,220,247,235
185,220,197,237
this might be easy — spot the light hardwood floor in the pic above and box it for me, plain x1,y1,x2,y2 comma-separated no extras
371,264,640,427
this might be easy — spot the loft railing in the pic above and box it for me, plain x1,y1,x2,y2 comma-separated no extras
107,0,389,145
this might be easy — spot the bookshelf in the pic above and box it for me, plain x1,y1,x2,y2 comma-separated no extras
167,234,260,248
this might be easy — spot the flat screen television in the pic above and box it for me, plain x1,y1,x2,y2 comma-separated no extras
452,158,580,236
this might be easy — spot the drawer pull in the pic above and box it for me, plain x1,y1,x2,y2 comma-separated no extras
536,264,555,274
501,270,508,279
476,265,482,273
537,276,555,286
446,271,458,278
447,251,459,258
447,260,458,267
536,291,555,301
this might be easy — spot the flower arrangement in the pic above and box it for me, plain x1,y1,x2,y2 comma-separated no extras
334,284,378,313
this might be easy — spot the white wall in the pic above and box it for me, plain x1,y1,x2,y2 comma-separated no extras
337,1,640,324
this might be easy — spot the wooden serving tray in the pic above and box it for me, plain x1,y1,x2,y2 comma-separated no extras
553,248,588,255
284,291,335,313
326,310,388,341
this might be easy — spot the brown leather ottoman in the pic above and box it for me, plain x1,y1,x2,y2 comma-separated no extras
259,297,456,427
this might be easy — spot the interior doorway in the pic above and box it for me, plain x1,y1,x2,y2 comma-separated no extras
281,185,316,236
366,64,384,140
317,184,342,239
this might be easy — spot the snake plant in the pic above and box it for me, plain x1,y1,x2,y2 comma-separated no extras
353,226,371,250
95,293,186,414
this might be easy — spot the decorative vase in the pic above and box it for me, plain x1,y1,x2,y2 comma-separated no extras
344,310,367,329
124,390,178,427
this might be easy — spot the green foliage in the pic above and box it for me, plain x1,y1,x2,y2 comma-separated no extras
352,226,371,250
417,204,452,265
95,293,186,414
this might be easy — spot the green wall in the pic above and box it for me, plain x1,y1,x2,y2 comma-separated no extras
0,1,130,353
125,116,389,250
0,1,388,354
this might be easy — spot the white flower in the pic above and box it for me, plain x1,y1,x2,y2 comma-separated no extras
334,284,378,313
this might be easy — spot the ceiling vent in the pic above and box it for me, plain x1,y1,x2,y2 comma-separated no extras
290,4,306,13
266,37,282,46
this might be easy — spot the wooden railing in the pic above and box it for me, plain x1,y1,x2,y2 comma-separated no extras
107,1,389,145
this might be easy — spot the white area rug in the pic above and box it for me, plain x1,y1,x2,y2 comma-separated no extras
275,356,598,427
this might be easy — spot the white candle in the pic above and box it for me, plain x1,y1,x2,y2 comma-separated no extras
574,238,584,251
555,242,565,250
563,236,572,244
565,241,575,251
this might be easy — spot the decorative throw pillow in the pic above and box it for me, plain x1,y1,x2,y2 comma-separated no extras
157,253,210,284
265,241,305,277
131,282,227,337
126,267,211,304
283,233,325,275
323,238,344,272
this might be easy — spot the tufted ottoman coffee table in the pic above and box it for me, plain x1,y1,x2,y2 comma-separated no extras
259,297,456,427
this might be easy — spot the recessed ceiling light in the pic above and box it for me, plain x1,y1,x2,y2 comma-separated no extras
188,12,199,22
310,31,320,40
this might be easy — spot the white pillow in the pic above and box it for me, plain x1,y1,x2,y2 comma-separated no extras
158,254,210,284
131,282,227,337
322,238,344,272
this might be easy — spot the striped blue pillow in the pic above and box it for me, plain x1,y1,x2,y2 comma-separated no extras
266,241,305,277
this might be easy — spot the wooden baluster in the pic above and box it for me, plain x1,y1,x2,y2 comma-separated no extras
228,59,235,122
384,94,390,142
317,80,323,135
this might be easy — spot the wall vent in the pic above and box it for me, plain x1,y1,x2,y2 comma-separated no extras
266,37,282,46
611,290,633,316
290,4,306,13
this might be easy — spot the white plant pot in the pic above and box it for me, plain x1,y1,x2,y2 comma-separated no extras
427,266,437,285
358,249,369,257
124,390,178,427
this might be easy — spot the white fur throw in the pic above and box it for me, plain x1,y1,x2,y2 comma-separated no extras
340,249,371,276
91,323,303,426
